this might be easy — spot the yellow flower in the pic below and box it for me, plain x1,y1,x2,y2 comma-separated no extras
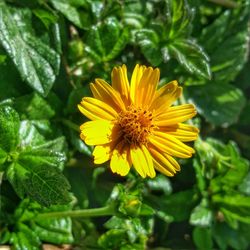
78,64,199,178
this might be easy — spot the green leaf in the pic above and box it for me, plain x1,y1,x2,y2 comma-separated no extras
85,17,129,62
169,39,211,79
7,162,71,207
0,148,7,164
50,0,90,29
213,223,249,250
14,93,55,120
0,3,60,96
193,227,213,250
11,223,41,250
201,9,250,83
187,84,246,126
0,106,20,153
33,8,58,29
239,172,250,196
163,189,197,222
32,206,73,244
167,0,194,39
136,29,163,66
190,199,212,227
146,175,172,195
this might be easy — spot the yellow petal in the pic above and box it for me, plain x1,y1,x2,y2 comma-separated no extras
149,131,195,158
160,123,199,142
110,142,131,176
130,145,155,178
80,120,115,145
111,65,130,105
78,97,117,121
149,145,180,176
90,79,126,111
93,144,112,164
130,64,146,104
155,104,197,126
150,81,182,115
137,67,160,107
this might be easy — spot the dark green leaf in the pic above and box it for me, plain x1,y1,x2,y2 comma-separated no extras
0,106,20,152
33,8,58,29
0,3,60,96
193,227,213,250
85,17,129,62
50,0,90,29
32,205,73,244
136,29,163,66
201,9,249,83
167,0,194,39
169,39,211,79
14,93,55,120
187,84,246,126
146,175,172,195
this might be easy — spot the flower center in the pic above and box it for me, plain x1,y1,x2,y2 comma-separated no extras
117,105,154,145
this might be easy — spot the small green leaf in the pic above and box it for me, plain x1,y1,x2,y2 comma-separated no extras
0,106,20,153
190,200,212,227
169,39,211,79
0,148,7,164
85,17,129,62
187,84,246,126
0,3,60,96
136,29,163,66
193,227,213,250
167,0,194,39
146,175,172,195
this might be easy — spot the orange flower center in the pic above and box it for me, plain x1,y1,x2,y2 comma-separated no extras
117,105,155,145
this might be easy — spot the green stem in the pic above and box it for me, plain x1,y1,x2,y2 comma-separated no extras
61,119,79,132
36,205,114,220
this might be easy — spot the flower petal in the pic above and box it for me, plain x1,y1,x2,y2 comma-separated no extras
90,78,126,111
150,81,182,115
93,144,112,164
110,142,131,176
130,145,156,178
149,131,195,158
80,120,115,145
160,123,199,142
130,64,147,104
137,67,160,107
111,65,130,105
155,104,197,126
78,97,117,121
149,145,180,176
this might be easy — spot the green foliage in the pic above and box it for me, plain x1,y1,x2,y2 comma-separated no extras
0,0,250,249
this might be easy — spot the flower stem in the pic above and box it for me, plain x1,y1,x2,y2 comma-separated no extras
36,205,114,220
61,119,79,132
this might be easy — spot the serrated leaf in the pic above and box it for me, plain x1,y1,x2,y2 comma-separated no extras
7,162,71,206
136,29,163,66
187,84,246,126
169,39,211,79
0,106,20,153
0,3,60,96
